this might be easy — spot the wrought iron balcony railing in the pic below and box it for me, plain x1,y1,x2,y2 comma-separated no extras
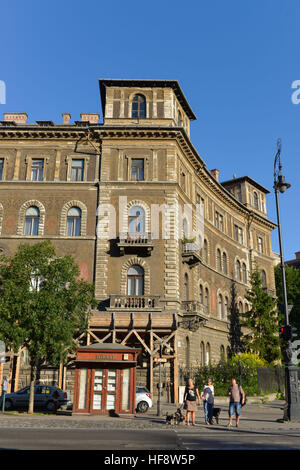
109,294,161,310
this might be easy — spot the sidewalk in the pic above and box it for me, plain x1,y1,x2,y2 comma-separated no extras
0,400,299,433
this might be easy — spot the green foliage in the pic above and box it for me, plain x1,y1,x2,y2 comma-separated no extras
275,264,300,339
0,241,97,366
242,268,281,363
192,354,269,396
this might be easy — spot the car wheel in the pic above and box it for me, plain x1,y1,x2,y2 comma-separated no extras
46,401,54,412
137,401,149,413
4,399,12,411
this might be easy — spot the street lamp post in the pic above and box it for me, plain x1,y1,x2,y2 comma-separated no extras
274,139,300,421
157,342,163,417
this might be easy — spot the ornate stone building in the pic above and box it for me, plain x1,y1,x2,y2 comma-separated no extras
0,79,276,404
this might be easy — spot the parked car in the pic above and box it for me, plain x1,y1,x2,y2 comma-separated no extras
136,386,152,413
0,385,69,412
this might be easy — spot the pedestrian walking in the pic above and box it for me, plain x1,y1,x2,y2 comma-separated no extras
201,378,214,425
1,376,8,412
183,378,201,426
227,378,245,427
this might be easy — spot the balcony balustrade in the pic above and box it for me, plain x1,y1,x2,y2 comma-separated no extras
109,294,161,310
182,241,202,266
117,232,154,255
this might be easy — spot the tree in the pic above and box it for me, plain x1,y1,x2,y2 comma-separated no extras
242,268,281,364
228,281,243,356
275,264,300,340
0,241,97,413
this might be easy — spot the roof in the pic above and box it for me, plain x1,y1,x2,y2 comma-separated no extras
77,342,139,351
99,79,197,121
221,176,270,194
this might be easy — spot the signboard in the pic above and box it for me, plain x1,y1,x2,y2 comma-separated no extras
154,357,167,363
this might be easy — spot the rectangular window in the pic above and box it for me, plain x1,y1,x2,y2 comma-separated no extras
31,159,44,181
258,237,263,253
234,224,243,244
215,212,224,232
121,369,131,411
131,159,144,181
78,368,88,410
71,159,84,181
0,159,4,180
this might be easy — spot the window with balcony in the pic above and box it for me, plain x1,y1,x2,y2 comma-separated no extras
131,159,144,181
24,206,40,236
31,159,44,181
71,159,84,181
127,265,144,296
132,94,146,118
128,206,145,235
67,207,81,236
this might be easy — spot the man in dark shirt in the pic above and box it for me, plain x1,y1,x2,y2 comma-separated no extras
227,378,245,427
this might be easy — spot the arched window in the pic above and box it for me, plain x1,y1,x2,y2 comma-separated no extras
24,206,40,235
224,296,228,320
238,301,243,314
245,303,249,313
184,273,189,301
204,287,209,312
236,260,241,281
200,342,205,366
218,294,223,319
205,343,211,365
127,265,144,296
67,207,81,236
253,191,259,210
261,270,267,288
222,252,227,275
199,284,203,304
132,94,146,118
128,206,145,234
185,337,190,368
217,249,222,272
220,345,225,362
242,263,247,283
203,239,208,263
178,110,183,126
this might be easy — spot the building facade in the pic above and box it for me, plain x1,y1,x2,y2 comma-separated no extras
0,80,277,404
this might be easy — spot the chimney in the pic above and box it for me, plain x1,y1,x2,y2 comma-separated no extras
210,169,220,182
80,113,99,124
62,113,71,124
3,113,28,124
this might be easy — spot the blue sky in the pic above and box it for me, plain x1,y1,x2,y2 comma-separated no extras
1,0,299,260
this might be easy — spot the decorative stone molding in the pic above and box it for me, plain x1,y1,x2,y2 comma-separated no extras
17,200,46,236
60,200,87,236
120,257,150,295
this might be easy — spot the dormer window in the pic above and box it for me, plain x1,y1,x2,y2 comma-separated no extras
132,94,146,118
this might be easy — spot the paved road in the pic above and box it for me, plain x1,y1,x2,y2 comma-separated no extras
0,401,299,450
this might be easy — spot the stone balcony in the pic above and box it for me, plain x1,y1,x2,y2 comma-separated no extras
117,232,154,256
108,294,161,311
179,300,209,331
182,241,202,266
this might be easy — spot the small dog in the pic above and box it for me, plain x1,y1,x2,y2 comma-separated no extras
166,408,185,425
174,408,185,425
212,407,221,424
165,412,175,425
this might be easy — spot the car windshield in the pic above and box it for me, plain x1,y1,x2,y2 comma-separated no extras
136,386,149,393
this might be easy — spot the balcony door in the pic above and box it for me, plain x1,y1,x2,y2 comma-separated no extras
127,265,144,296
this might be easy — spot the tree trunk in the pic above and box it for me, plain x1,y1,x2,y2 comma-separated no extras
28,361,37,414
